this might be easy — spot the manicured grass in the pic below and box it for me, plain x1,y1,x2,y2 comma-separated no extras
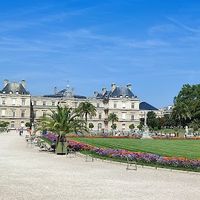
71,137,200,159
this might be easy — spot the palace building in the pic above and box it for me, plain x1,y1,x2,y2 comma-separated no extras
0,80,161,132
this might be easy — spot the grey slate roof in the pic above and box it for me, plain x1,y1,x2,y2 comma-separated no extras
1,82,30,95
96,86,135,99
111,87,134,98
44,88,86,99
139,102,158,111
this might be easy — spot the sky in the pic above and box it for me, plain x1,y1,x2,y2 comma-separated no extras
0,0,200,108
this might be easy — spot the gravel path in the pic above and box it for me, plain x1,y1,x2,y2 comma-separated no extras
0,132,199,200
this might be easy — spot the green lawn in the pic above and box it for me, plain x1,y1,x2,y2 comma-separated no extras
71,137,200,160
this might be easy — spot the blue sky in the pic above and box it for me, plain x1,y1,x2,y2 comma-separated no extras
0,0,200,108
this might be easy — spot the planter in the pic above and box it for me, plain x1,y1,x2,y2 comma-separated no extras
56,141,66,155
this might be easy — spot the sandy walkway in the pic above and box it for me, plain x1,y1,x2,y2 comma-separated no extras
0,132,199,200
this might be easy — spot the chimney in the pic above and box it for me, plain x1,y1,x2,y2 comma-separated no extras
111,83,116,92
54,87,57,95
3,79,9,87
94,91,98,97
102,87,106,95
21,80,26,88
127,84,132,91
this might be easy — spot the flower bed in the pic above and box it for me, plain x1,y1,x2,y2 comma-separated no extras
68,140,200,171
43,132,57,142
41,132,200,171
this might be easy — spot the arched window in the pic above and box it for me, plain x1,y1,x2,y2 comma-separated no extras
98,123,102,130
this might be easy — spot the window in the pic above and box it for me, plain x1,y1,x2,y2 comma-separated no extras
12,110,16,117
98,123,102,130
52,101,55,106
33,101,37,106
131,115,134,120
43,111,46,117
122,113,126,120
21,110,25,118
131,103,135,109
89,115,92,119
34,111,37,118
12,99,16,105
114,103,117,108
1,109,6,116
21,121,25,128
22,99,26,106
122,123,126,130
97,103,100,108
122,103,126,109
2,98,6,105
11,121,15,128
99,113,102,119
43,101,46,106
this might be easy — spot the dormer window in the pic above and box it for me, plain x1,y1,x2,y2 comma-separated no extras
16,91,19,95
9,91,12,94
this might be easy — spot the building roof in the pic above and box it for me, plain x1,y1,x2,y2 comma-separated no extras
1,82,30,95
44,87,86,99
95,86,136,99
139,102,158,111
111,87,134,98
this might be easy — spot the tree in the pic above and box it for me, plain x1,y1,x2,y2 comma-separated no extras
25,122,31,128
38,106,87,154
147,111,158,130
172,84,200,127
108,113,119,126
111,123,117,131
129,124,135,132
0,121,9,132
77,102,96,124
0,121,9,128
137,124,143,130
89,123,94,131
108,113,118,135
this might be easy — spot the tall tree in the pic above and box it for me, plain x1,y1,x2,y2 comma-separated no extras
77,102,96,124
147,111,158,130
38,106,87,154
172,84,200,127
108,113,119,126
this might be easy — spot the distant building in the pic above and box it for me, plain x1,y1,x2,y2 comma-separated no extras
0,80,31,129
139,101,163,119
159,105,173,116
0,80,161,132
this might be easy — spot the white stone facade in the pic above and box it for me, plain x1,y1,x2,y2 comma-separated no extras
0,82,31,129
0,80,161,132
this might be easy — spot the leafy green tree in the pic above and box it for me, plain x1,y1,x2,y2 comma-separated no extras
25,122,31,128
108,113,119,126
0,121,9,132
129,124,135,132
0,121,9,128
172,84,200,127
38,106,87,154
111,123,117,130
89,123,94,130
147,111,158,130
77,102,96,124
137,124,143,130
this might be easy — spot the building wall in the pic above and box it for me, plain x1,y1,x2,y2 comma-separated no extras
31,95,140,132
0,94,31,129
0,81,161,132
